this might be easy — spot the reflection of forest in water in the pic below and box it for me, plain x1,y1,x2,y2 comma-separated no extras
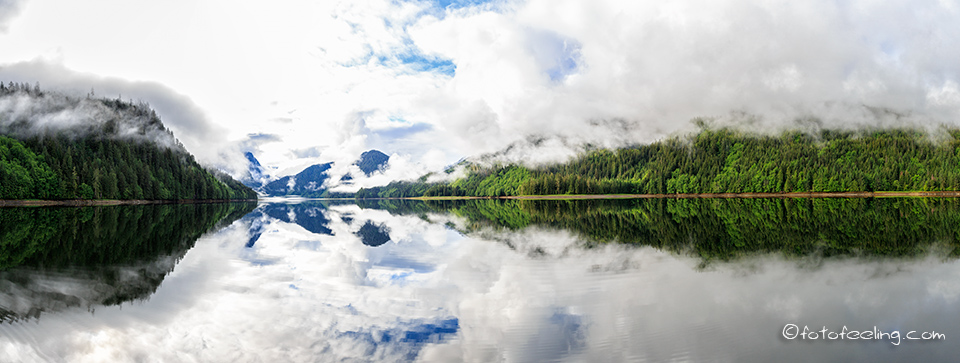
357,198,960,261
0,202,256,322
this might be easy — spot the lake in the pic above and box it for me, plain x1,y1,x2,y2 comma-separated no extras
1,197,959,362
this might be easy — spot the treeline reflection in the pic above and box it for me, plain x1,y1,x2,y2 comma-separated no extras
358,198,960,261
0,202,256,322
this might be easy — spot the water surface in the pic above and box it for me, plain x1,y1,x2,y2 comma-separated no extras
1,198,959,362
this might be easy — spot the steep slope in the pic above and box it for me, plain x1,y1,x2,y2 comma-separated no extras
0,82,256,200
241,151,271,188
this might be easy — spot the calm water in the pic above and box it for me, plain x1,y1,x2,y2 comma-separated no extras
2,198,960,362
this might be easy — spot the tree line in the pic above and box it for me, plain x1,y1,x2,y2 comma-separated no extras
358,128,960,198
0,83,256,200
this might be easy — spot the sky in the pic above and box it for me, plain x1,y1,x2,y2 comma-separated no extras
1,0,960,180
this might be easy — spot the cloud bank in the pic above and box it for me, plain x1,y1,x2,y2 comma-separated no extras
2,0,960,177
402,0,960,162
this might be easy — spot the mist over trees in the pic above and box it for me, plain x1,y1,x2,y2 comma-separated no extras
358,128,960,198
0,83,256,200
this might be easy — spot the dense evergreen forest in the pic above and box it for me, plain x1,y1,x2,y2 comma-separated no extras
358,128,960,198
360,198,960,262
0,82,256,200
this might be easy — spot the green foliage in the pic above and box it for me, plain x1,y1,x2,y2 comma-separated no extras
0,136,61,199
451,165,530,197
360,128,960,198
357,180,431,199
0,84,256,200
0,135,256,200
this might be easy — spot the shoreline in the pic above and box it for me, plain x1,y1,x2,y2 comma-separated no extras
0,199,258,207
9,191,960,206
408,191,960,200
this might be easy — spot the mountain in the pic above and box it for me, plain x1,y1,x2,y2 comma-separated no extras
257,149,389,197
0,82,256,200
341,150,391,182
241,152,270,188
356,150,390,176
260,162,333,196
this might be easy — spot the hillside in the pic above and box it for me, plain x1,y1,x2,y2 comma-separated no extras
0,82,256,200
358,128,960,198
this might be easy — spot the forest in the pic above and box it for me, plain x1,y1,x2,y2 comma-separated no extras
358,128,960,198
0,82,256,200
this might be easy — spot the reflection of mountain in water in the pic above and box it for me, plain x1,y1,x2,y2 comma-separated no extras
260,203,334,235
243,202,395,248
356,221,391,247
0,202,256,323
242,202,338,247
359,198,960,261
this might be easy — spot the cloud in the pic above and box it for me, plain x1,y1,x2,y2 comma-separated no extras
0,59,250,175
0,0,26,32
401,0,960,164
4,0,960,180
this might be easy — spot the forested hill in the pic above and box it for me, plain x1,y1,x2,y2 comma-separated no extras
0,82,256,200
358,128,960,198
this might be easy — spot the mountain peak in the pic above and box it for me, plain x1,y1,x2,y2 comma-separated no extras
356,150,390,176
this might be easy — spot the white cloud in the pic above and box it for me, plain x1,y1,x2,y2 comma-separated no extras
2,0,960,178
0,0,26,33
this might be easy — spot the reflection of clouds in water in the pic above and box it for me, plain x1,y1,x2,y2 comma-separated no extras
4,205,960,361
0,255,180,323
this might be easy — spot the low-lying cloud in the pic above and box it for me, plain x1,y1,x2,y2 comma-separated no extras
0,60,250,175
400,0,960,165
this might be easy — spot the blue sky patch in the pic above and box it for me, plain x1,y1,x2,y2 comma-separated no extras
375,47,456,77
397,52,457,76
434,0,496,10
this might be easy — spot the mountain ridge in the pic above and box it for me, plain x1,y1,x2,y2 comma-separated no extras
250,149,390,197
0,83,256,200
